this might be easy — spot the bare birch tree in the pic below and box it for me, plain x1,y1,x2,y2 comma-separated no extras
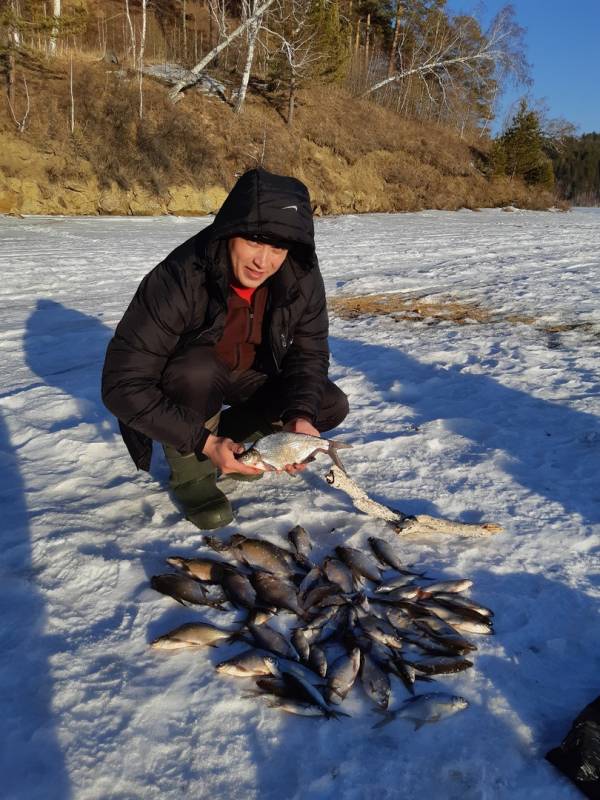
168,0,278,101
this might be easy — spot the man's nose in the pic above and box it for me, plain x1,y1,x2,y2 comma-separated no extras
252,245,269,268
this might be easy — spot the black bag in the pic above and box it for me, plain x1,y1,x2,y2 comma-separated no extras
546,695,600,799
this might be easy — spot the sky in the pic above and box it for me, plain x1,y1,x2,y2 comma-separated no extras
446,0,600,134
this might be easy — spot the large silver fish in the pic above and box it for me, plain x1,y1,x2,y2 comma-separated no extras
237,432,351,473
373,692,469,730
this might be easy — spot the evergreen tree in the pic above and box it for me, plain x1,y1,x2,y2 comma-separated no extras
497,100,554,188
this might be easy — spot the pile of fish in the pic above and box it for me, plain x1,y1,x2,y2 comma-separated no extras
149,528,494,726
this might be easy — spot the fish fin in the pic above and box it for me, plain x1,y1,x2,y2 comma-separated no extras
328,709,352,720
371,711,394,730
328,439,352,450
328,445,348,475
414,720,426,730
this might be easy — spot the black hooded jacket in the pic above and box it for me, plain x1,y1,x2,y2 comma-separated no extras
101,168,329,471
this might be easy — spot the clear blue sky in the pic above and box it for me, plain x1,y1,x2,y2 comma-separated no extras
446,0,600,134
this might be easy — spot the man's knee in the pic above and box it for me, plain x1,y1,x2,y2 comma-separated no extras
317,381,349,432
160,347,225,406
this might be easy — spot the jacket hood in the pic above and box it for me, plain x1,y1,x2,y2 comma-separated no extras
207,168,316,265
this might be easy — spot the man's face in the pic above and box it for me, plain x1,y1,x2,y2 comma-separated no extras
228,236,288,288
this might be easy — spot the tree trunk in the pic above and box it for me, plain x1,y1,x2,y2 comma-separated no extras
387,0,402,78
49,0,61,55
138,0,147,119
234,16,259,114
287,74,296,126
124,0,136,68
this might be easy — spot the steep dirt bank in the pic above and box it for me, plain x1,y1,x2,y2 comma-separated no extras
0,60,554,216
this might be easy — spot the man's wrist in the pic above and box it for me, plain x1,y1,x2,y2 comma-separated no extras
194,427,213,459
281,411,316,425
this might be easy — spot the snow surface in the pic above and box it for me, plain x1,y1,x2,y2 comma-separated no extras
0,208,599,800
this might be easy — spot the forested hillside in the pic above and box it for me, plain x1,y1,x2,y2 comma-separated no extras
0,0,561,214
552,133,600,206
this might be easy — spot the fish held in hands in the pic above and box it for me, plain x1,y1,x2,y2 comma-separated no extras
237,432,351,474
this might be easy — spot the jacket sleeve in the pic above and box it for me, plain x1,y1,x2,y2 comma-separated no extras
279,270,330,424
101,253,212,454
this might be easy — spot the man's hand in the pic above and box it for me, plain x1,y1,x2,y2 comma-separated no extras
282,417,320,437
281,417,321,474
202,434,262,475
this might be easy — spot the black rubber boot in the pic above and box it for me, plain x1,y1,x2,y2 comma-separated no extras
163,445,233,530
218,406,275,482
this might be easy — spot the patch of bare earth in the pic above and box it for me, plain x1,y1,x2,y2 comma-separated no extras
328,292,597,337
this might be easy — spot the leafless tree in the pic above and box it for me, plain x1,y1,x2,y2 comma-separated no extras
362,4,529,124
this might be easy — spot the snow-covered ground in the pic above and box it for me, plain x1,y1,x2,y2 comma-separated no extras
1,208,599,800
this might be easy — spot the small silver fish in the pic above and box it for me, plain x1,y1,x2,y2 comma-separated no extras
220,565,258,610
411,656,473,676
216,649,275,677
373,692,469,730
237,432,351,473
288,525,313,557
368,537,405,572
322,557,355,593
251,571,307,618
291,628,312,662
266,658,347,719
335,546,381,583
248,623,300,661
150,574,226,609
165,556,225,583
419,579,473,596
360,652,391,710
151,622,236,650
309,645,328,678
326,647,361,704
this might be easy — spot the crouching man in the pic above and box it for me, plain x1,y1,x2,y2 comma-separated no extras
101,168,349,530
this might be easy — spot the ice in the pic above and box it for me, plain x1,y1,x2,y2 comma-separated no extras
1,208,599,799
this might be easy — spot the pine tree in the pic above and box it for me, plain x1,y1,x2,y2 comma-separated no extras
498,100,554,188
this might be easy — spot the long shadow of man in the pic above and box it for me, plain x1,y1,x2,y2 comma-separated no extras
330,336,600,525
0,408,71,799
